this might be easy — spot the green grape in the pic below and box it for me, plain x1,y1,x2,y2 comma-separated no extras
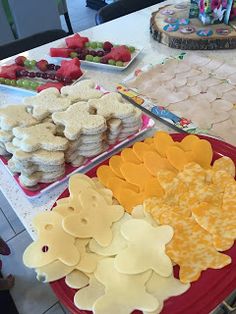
30,60,37,67
0,77,5,83
70,52,78,58
90,42,97,49
30,81,39,90
97,42,103,48
85,42,90,47
16,79,23,86
116,61,124,67
93,56,101,63
24,59,31,67
128,46,135,53
10,80,16,86
5,79,11,85
22,80,31,88
108,59,116,65
85,54,93,62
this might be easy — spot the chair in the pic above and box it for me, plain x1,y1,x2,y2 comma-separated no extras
2,0,73,36
57,0,74,34
95,0,163,24
7,0,63,39
0,0,15,45
0,29,67,60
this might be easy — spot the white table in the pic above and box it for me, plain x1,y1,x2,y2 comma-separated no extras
1,0,236,239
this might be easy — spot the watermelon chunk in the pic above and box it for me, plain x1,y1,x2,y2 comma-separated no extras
0,64,24,80
55,58,83,80
105,45,132,62
65,33,89,49
50,48,74,58
36,82,64,93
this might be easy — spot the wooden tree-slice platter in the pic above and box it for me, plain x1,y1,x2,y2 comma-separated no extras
150,3,236,50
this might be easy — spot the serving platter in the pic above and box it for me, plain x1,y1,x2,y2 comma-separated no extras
0,114,154,199
50,133,236,314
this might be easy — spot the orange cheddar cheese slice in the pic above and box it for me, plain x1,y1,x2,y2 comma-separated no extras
120,162,153,191
154,131,175,157
109,155,125,179
143,151,176,176
120,148,141,164
132,142,155,162
191,139,213,169
166,146,190,171
115,188,145,213
180,135,200,151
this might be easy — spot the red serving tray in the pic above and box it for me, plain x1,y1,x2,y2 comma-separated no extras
50,133,236,314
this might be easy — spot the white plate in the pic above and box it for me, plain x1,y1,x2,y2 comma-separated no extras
46,45,143,72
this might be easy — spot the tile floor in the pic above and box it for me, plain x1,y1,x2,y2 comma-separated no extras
0,2,96,313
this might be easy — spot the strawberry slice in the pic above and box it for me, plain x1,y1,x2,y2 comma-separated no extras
0,64,24,80
36,82,64,93
55,58,83,80
65,33,89,49
50,48,75,58
105,45,131,62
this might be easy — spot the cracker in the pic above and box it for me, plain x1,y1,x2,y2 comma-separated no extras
24,88,72,120
94,258,158,314
12,122,68,152
121,107,142,124
5,142,65,166
88,92,135,119
78,143,106,157
107,118,122,132
70,155,86,167
0,128,13,143
23,211,80,268
19,168,65,187
80,133,106,144
0,105,37,131
114,219,173,276
8,157,65,175
61,79,103,101
52,102,106,140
